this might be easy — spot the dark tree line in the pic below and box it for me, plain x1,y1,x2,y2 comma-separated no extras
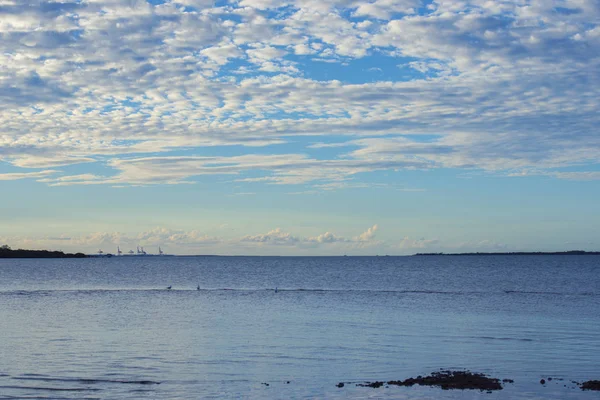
0,245,86,258
415,251,600,256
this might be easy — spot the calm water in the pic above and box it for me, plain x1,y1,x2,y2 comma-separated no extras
0,255,598,399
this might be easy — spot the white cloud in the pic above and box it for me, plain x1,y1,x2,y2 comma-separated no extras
0,224,522,255
0,0,598,191
393,236,512,253
352,0,417,20
238,0,290,9
552,171,600,181
0,169,58,181
397,236,440,250
0,224,383,255
241,228,301,245
200,41,243,66
240,224,379,247
356,224,378,241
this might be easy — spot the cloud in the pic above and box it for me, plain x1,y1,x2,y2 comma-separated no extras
352,0,418,20
356,224,378,241
241,228,301,245
397,236,440,250
391,236,514,253
551,171,600,181
0,0,598,190
507,169,600,181
38,152,430,186
1,224,382,255
0,169,58,181
134,227,220,246
1,225,521,255
9,156,96,169
242,224,380,247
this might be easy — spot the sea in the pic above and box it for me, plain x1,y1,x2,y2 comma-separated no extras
0,255,598,399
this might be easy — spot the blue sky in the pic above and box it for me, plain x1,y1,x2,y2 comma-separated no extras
1,0,599,255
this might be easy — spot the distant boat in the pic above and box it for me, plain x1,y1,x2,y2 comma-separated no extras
166,286,172,290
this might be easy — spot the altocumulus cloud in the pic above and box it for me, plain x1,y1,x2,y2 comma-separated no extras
0,0,599,187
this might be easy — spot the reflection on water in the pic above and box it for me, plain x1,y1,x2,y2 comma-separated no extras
0,255,598,398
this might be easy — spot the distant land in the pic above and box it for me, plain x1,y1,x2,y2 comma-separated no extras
2,245,600,258
414,251,600,256
0,245,86,258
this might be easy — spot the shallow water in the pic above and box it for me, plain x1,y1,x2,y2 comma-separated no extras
0,255,598,398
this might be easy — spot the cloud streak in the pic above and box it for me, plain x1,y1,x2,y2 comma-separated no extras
0,169,58,181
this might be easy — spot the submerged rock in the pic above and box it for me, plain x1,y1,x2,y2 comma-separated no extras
357,381,385,388
580,380,600,391
359,370,505,391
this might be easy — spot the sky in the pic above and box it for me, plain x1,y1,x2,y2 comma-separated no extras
0,0,599,255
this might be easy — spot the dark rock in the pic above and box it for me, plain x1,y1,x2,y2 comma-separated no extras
387,380,407,386
336,382,344,388
502,379,514,383
357,381,385,388
261,382,269,386
540,379,546,385
361,371,503,391
580,380,600,391
286,381,290,384
548,377,553,381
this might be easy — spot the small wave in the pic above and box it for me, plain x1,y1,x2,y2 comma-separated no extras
13,377,160,385
0,290,52,297
471,336,534,342
0,385,101,391
503,290,563,295
501,290,598,296
0,397,100,400
0,288,597,296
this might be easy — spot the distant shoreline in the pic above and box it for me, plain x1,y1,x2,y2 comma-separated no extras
414,251,600,256
0,246,86,259
2,246,600,258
